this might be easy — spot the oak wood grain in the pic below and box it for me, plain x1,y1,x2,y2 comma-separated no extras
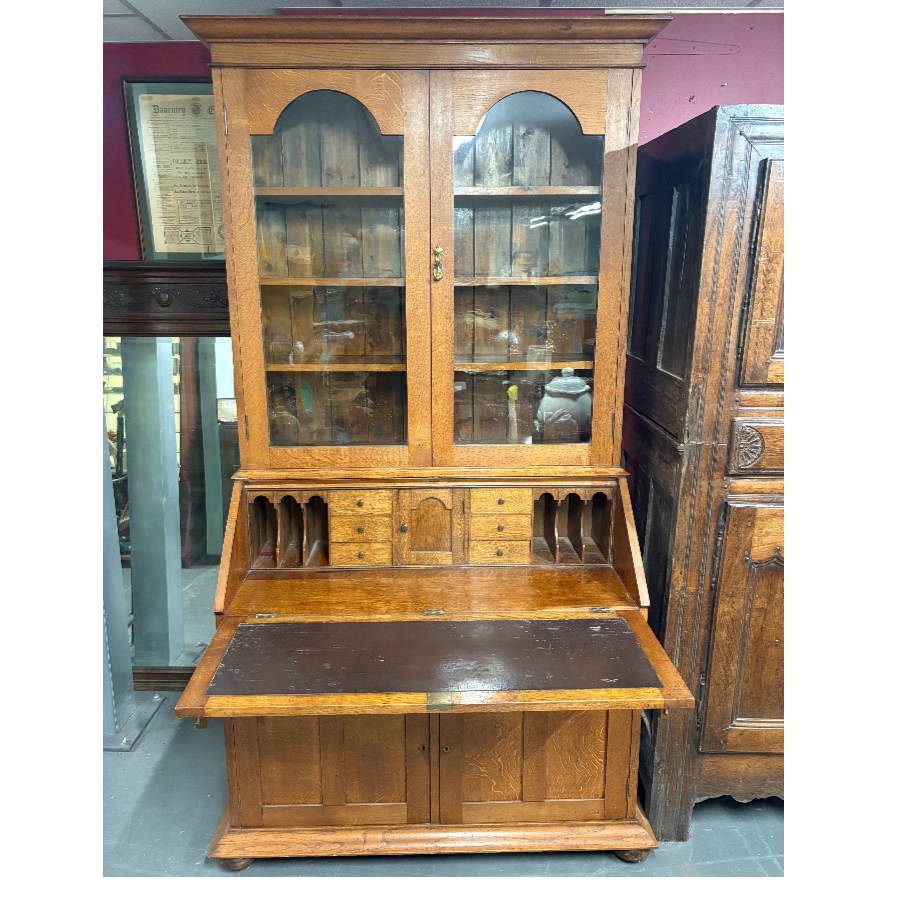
452,71,607,137
186,15,670,45
207,807,658,858
231,566,638,616
243,69,404,137
592,69,640,466
207,43,649,71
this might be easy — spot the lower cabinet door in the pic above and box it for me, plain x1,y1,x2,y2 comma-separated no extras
701,501,784,754
225,715,431,827
438,710,640,825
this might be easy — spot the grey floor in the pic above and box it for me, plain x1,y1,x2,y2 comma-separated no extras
104,707,783,877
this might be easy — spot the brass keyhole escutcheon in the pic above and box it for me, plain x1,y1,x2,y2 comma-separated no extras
357,526,364,533
443,745,450,753
497,524,504,532
358,551,365,559
400,524,408,532
433,246,444,282
357,499,364,507
497,498,505,505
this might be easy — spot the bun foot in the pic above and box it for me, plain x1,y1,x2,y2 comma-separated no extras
614,848,651,863
218,857,254,871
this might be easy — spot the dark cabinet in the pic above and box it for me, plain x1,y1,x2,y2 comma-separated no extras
622,105,784,841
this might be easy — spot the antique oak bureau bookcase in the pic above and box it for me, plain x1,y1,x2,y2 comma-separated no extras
175,12,692,868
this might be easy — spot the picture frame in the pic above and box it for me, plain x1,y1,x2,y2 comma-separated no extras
123,78,225,261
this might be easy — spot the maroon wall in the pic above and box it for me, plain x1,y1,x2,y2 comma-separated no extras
103,13,783,260
640,13,783,144
104,42,211,260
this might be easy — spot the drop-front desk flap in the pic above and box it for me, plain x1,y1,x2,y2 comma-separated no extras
176,610,692,718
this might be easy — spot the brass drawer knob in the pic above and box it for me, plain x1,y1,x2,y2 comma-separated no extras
496,549,504,557
497,524,504,532
357,526,365,533
400,524,408,532
358,551,365,559
497,497,505,505
357,499,364,507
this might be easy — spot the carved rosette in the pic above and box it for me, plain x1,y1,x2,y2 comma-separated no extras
737,425,765,468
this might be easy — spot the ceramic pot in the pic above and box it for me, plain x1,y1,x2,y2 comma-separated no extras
535,367,592,442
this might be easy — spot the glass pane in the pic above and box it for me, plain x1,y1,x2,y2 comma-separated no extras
452,92,602,446
454,367,593,445
251,90,407,447
453,91,603,189
105,336,239,667
453,199,601,279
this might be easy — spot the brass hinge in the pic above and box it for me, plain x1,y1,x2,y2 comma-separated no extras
625,775,630,804
254,612,276,619
422,609,445,616
244,415,249,440
611,411,616,436
426,692,452,711
589,606,611,614
223,105,227,135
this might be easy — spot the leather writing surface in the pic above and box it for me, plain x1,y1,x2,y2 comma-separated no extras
207,618,661,696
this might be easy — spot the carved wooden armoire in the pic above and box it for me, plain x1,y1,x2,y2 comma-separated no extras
173,12,693,868
622,106,784,841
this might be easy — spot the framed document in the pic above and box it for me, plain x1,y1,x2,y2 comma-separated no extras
123,79,225,261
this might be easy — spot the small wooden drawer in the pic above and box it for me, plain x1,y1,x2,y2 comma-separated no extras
330,516,393,543
469,488,532,515
469,514,532,541
330,543,393,567
330,490,394,516
469,540,531,565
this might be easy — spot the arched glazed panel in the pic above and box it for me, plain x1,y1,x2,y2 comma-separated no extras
451,91,603,449
453,91,604,190
251,90,408,450
252,90,402,189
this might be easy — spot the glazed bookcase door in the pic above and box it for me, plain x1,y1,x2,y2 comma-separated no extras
220,69,431,470
430,71,640,468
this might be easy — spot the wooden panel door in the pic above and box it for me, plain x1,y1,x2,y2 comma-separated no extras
397,488,465,565
740,158,784,387
225,714,431,827
219,68,432,470
438,710,639,825
701,502,784,754
430,70,641,468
